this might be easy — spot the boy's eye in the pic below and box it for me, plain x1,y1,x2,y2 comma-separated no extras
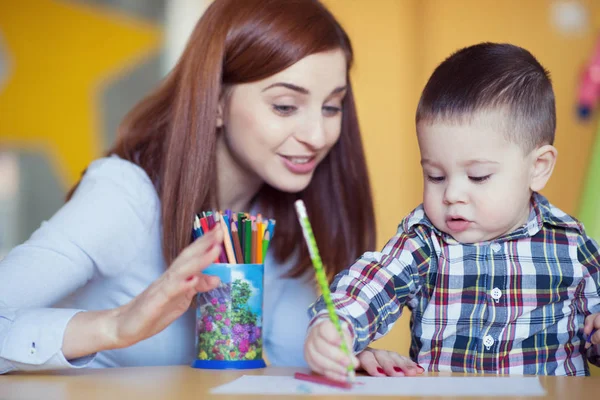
469,175,491,183
273,105,297,115
427,176,445,183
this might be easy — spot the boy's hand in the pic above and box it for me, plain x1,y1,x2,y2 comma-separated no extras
304,319,359,382
357,347,425,377
584,313,600,349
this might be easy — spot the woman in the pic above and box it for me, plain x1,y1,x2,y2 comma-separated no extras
0,0,414,376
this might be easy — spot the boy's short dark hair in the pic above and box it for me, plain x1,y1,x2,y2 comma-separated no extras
416,42,555,151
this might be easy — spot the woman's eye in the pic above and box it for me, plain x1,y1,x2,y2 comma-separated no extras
427,176,445,183
272,105,297,115
469,175,491,183
322,106,342,116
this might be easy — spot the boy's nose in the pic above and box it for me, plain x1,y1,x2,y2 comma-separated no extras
443,181,467,204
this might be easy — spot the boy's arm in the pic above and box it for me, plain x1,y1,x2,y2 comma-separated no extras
576,234,600,366
307,229,431,354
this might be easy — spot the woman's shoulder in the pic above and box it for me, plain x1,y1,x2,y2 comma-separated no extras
75,155,159,206
53,155,161,276
85,155,154,190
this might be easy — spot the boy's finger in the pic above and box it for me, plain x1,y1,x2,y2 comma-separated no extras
314,337,354,368
317,321,343,345
307,345,350,376
322,369,352,384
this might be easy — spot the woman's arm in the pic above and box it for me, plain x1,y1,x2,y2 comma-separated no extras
0,157,155,371
0,157,224,373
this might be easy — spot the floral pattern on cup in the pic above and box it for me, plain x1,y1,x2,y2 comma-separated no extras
196,279,262,361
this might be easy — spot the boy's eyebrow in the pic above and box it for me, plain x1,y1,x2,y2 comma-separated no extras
461,159,500,166
420,159,499,167
420,159,438,167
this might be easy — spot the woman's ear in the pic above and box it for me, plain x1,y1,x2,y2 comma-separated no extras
216,99,224,128
529,144,558,192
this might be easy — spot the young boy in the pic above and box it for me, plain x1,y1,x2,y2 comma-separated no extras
305,42,600,378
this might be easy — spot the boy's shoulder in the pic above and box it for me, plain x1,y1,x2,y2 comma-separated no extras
399,204,435,234
532,193,585,235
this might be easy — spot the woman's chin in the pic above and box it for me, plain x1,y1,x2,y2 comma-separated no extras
266,174,313,193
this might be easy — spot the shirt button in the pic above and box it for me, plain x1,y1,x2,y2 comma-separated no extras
483,335,495,350
491,287,502,302
490,243,501,252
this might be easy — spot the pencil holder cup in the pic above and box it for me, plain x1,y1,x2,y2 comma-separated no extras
191,263,266,369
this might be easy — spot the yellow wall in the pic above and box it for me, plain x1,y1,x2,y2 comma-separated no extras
324,0,600,369
322,0,421,358
0,0,161,187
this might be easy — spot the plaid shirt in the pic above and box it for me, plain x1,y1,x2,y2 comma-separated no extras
308,193,600,376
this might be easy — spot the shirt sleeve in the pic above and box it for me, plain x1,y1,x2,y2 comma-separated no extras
0,156,158,373
575,233,600,366
307,227,431,353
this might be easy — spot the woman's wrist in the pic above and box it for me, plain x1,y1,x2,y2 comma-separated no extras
62,307,124,360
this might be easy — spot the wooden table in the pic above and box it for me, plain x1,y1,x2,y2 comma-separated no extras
0,366,597,400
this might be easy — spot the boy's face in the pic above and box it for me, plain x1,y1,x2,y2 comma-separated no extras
417,111,537,243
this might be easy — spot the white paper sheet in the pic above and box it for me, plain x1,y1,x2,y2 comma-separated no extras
211,375,546,396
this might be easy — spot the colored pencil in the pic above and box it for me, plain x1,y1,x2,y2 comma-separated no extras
213,213,228,263
220,212,236,264
294,200,355,382
251,221,257,264
200,217,209,234
244,219,252,264
293,372,352,390
231,221,244,263
262,230,270,263
192,211,274,265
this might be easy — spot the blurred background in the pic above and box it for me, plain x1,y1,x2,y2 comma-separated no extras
2,0,600,370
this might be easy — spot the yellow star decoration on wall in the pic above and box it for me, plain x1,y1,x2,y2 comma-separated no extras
0,0,162,187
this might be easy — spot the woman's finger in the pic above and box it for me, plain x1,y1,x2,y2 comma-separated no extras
389,352,422,376
357,349,386,376
194,274,220,293
375,350,404,377
177,228,223,265
584,314,596,336
177,240,223,279
584,314,600,348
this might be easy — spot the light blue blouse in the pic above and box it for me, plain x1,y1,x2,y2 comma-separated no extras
0,156,316,373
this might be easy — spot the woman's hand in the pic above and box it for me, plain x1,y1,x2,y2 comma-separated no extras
584,313,600,349
63,227,224,359
113,227,224,348
357,347,424,377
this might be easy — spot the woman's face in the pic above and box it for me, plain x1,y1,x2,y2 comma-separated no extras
218,49,347,193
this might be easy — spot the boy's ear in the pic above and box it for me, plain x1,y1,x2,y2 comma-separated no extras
530,144,558,192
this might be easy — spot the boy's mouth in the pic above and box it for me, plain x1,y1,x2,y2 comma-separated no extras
445,216,471,233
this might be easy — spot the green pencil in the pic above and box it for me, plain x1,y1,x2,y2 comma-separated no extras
294,200,355,381
262,230,271,263
244,219,252,264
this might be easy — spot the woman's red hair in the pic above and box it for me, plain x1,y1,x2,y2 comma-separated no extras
70,0,375,278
